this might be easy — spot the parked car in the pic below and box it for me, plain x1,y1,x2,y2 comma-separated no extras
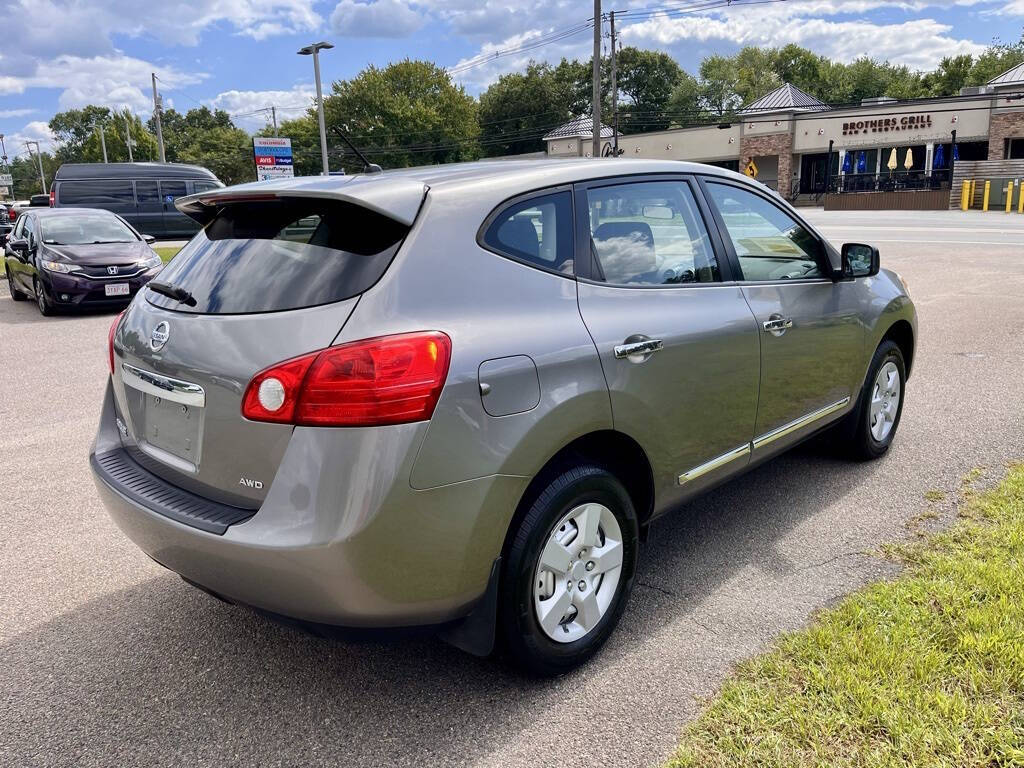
0,203,13,241
5,207,162,315
29,193,50,207
51,162,223,239
91,159,916,675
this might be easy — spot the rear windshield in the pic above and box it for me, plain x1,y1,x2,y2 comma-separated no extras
145,198,409,314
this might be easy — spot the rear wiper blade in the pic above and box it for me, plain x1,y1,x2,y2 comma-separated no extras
148,280,197,307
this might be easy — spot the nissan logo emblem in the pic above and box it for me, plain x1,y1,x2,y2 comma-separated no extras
150,321,170,351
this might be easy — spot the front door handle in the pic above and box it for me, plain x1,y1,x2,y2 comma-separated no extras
762,316,793,337
614,337,664,362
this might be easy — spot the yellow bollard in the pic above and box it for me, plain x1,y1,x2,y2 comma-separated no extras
1007,182,1014,213
982,180,991,211
1019,181,1024,214
961,180,971,211
970,179,977,206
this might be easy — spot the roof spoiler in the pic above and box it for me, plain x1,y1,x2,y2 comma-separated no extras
175,176,428,227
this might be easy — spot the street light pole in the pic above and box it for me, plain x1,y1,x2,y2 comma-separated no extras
124,111,134,163
591,0,601,158
98,124,108,163
24,141,46,194
299,41,334,175
152,73,166,163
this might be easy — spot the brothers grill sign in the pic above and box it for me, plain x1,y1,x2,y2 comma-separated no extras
842,114,933,136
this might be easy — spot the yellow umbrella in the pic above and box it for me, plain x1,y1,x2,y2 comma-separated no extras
903,148,914,170
886,147,898,171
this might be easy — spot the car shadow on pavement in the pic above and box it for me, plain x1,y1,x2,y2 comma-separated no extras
2,445,894,767
0,292,124,325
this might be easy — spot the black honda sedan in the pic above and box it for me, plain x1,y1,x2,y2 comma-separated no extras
4,208,163,315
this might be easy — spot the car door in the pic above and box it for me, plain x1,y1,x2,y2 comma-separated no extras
15,215,38,292
5,215,25,290
134,180,163,237
574,175,761,513
700,178,863,458
159,180,191,237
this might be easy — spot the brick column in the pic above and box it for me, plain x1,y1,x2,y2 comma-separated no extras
740,131,794,194
988,111,1024,160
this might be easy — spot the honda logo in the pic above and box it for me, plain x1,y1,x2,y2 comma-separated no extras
107,266,118,275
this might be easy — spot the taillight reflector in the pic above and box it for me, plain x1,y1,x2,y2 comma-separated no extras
108,311,124,374
241,332,452,427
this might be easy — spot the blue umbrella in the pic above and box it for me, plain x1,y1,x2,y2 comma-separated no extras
933,143,945,168
842,152,852,173
953,143,959,161
856,151,867,173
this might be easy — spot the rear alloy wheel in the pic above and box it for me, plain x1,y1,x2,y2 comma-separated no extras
499,464,638,676
7,270,26,301
33,278,53,316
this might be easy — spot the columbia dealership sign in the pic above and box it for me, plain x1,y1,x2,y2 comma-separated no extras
842,114,933,136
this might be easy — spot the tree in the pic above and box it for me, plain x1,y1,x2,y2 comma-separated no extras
967,34,1024,85
921,55,974,97
478,62,579,157
322,59,479,169
612,47,685,133
733,47,783,107
699,55,742,116
49,106,113,162
149,107,254,184
8,151,59,199
666,72,704,126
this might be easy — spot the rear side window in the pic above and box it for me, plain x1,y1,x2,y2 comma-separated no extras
58,181,134,206
136,181,159,203
161,180,187,204
146,198,409,315
481,191,573,275
193,181,219,193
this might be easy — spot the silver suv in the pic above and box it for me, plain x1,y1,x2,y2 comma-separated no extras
90,159,916,674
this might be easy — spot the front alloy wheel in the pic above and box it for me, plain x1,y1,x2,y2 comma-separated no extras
34,278,52,316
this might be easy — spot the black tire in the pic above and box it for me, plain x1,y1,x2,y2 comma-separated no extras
498,463,639,676
846,340,906,460
7,270,26,301
33,278,52,316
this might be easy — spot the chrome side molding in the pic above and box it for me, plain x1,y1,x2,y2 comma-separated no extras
752,397,850,451
121,363,206,407
677,397,851,485
678,443,750,485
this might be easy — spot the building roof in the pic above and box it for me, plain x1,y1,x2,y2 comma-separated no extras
740,83,830,114
988,61,1024,86
542,115,615,141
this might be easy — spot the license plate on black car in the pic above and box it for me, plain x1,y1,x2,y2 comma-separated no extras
105,283,129,297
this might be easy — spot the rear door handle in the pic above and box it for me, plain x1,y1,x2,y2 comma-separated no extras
762,317,793,336
614,338,664,361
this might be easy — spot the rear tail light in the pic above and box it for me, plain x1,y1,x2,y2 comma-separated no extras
8,209,15,221
108,311,124,374
242,331,451,427
49,189,55,207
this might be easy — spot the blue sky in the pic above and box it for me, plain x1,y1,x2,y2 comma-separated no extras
1,0,1021,160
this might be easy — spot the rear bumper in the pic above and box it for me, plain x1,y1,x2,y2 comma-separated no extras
89,383,528,628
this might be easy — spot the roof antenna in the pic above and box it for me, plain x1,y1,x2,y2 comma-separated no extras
331,127,382,174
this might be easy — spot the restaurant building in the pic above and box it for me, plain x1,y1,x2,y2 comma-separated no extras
544,62,1024,209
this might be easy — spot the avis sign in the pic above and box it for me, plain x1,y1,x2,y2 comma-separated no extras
252,137,295,181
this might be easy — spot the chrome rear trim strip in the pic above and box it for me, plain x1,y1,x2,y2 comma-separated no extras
121,363,206,407
752,397,850,451
678,443,750,485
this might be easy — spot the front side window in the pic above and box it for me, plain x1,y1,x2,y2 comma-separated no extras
193,181,220,193
705,182,824,281
482,191,573,274
40,214,138,245
585,180,718,286
21,216,35,244
146,198,408,315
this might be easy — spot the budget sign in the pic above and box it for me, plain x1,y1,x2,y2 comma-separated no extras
252,137,295,181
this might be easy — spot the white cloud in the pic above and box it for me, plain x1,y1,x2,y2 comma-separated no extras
7,121,58,154
330,0,424,37
0,109,36,119
207,85,317,131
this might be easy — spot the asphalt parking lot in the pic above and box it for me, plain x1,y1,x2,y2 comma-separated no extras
2,209,1023,768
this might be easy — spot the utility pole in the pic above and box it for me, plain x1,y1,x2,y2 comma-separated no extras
98,124,108,162
271,106,278,137
124,111,134,162
591,0,602,158
610,10,618,157
24,141,46,194
151,73,166,163
299,41,334,175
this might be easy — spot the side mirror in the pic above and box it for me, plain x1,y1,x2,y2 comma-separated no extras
842,242,879,278
142,234,156,244
8,237,28,255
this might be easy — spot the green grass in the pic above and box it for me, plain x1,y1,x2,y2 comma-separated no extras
667,464,1024,768
154,246,181,263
